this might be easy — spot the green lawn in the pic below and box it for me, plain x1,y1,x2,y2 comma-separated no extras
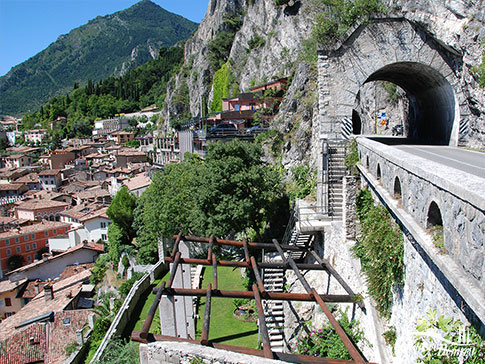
130,276,167,334
196,266,259,348
128,265,259,349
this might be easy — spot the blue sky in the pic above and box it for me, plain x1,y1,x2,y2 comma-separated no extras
0,0,208,76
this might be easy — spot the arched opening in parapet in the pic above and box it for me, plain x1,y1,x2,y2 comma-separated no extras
366,156,369,168
427,201,444,249
376,164,381,180
393,177,402,199
427,201,443,229
363,62,456,145
352,109,362,135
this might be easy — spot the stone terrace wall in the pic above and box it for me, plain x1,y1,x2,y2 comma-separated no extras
89,260,168,363
139,341,284,364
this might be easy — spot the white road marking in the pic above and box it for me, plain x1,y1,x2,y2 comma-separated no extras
405,147,485,172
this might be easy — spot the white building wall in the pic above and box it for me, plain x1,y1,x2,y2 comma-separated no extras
84,217,110,242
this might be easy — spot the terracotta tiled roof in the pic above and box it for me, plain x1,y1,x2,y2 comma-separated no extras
15,200,69,211
14,173,39,184
19,280,48,299
38,169,62,176
7,242,103,275
0,278,27,294
0,183,25,191
78,207,109,222
124,173,151,191
0,221,69,240
0,269,91,340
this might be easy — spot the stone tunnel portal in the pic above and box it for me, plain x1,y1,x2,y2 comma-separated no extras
364,62,456,145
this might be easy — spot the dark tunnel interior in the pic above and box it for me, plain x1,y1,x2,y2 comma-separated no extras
362,62,456,145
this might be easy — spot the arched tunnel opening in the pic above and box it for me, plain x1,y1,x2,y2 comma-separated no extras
362,62,456,145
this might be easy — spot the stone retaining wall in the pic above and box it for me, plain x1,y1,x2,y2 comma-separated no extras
89,260,168,363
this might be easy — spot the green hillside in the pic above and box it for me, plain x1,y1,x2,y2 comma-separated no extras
0,0,197,116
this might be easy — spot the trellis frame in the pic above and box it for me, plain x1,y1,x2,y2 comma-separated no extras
132,233,372,364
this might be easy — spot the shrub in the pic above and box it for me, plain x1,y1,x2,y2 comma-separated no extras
345,138,359,176
352,189,404,318
119,272,144,297
247,34,266,49
90,254,111,286
291,310,364,359
383,326,397,353
471,49,485,88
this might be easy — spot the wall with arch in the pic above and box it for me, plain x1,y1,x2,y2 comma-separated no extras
317,17,471,146
357,137,485,294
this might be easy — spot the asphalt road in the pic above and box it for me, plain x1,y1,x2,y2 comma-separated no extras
393,145,485,179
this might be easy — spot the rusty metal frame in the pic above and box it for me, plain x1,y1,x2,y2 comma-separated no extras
132,233,372,364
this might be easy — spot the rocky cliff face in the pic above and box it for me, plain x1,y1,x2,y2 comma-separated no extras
159,0,485,161
390,0,485,148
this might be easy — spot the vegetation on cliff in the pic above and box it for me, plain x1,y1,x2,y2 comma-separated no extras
353,189,404,318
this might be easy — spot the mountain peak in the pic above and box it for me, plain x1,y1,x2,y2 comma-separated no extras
0,1,198,115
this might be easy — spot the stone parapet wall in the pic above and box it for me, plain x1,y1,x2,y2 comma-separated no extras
357,137,485,293
139,341,284,364
89,260,168,363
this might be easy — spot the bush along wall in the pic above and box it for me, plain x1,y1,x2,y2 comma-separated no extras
352,189,404,318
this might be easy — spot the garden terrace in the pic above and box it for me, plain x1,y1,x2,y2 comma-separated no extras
132,233,371,364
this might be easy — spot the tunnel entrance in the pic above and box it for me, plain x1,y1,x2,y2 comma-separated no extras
364,62,456,145
317,17,466,146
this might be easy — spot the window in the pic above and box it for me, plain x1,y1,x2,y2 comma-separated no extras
16,246,21,253
26,244,30,251
5,298,11,306
63,317,71,326
0,299,3,307
234,104,240,111
53,229,57,235
45,231,49,237
6,248,11,255
15,237,19,243
31,234,35,239
101,222,107,229
24,235,29,241
32,243,37,249
4,239,9,245
27,256,32,262
101,234,107,241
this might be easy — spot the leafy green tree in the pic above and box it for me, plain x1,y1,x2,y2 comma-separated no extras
107,223,124,263
134,155,202,263
134,141,282,263
106,187,137,244
198,140,281,239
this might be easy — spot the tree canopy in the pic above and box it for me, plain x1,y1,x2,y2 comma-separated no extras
106,186,137,244
134,140,282,264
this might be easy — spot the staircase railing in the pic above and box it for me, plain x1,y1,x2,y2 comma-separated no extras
281,209,296,245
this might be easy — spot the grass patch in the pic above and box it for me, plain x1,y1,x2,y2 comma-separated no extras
131,276,166,333
196,266,259,348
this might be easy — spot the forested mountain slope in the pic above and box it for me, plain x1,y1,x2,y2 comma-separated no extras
0,0,197,116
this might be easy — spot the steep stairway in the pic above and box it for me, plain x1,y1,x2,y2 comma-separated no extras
328,143,346,219
262,264,285,352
